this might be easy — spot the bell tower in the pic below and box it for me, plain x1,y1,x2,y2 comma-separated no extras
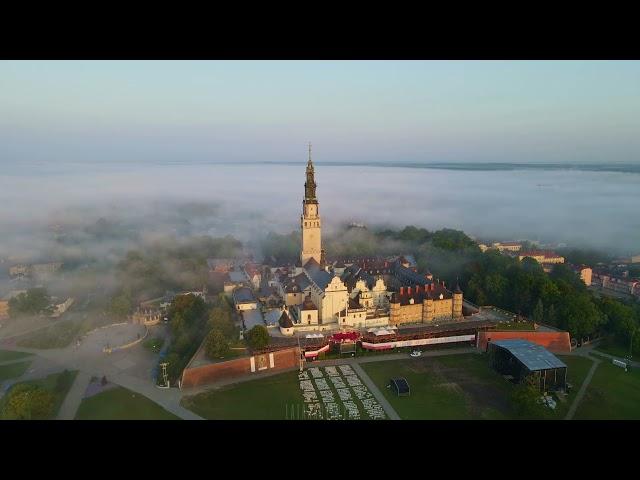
301,143,322,266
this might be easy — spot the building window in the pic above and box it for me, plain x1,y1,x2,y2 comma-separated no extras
307,314,311,320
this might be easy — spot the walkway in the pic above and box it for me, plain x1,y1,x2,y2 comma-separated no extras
565,355,601,420
56,372,92,420
351,362,400,420
0,343,204,420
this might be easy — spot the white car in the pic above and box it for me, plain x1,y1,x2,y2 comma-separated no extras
409,350,422,357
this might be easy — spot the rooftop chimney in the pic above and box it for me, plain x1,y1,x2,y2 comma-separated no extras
408,287,412,295
400,287,404,295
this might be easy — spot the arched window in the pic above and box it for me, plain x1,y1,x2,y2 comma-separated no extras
307,314,311,321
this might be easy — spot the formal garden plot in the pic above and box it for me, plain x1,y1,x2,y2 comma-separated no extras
329,376,346,389
325,366,340,377
297,365,387,420
314,378,330,391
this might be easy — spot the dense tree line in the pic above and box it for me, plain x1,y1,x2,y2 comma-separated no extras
461,250,640,349
162,294,209,382
204,294,238,360
8,288,53,317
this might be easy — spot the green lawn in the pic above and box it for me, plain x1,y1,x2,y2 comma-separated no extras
573,357,640,420
595,338,634,360
182,371,303,420
1,370,78,419
0,361,32,382
75,386,180,420
550,355,594,419
16,321,84,349
0,350,32,362
15,311,116,349
361,354,515,419
360,353,594,420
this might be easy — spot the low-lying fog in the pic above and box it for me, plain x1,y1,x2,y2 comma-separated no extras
1,161,639,263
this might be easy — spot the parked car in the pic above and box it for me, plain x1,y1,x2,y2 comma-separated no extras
409,350,422,357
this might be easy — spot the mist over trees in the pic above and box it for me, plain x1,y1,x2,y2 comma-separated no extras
8,288,53,317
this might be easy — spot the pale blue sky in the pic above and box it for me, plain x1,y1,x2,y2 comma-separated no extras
1,60,639,164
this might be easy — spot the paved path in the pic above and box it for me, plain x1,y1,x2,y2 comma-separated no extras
564,355,601,420
56,371,92,420
350,362,400,420
588,349,640,368
0,343,204,420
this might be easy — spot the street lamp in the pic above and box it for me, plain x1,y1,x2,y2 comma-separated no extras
629,328,637,361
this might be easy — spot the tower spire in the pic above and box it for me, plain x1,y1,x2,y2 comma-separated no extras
308,142,313,166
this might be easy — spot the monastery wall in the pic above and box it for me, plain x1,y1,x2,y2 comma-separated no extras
181,347,301,389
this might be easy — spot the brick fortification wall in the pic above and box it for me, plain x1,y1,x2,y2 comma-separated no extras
181,347,300,389
476,331,571,353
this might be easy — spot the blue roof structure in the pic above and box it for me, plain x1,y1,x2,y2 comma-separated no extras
233,287,256,304
492,339,567,371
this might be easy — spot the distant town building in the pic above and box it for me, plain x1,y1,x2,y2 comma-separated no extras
492,242,522,252
571,265,592,286
518,251,565,265
50,297,75,318
131,307,162,326
9,262,63,278
0,300,9,321
206,258,236,273
592,272,640,297
243,263,262,290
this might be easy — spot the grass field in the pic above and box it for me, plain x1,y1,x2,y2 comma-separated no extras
573,356,640,420
361,354,515,419
361,353,594,420
15,311,115,349
0,350,33,362
182,371,303,420
594,338,634,360
1,370,78,419
75,386,180,420
0,361,32,382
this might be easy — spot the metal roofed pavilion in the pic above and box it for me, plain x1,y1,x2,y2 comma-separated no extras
491,339,567,371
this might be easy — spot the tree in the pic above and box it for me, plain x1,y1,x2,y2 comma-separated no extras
246,325,270,351
208,306,235,338
547,304,557,327
168,294,207,343
8,288,53,317
1,384,56,420
205,329,230,359
109,292,132,318
511,375,544,418
532,299,544,325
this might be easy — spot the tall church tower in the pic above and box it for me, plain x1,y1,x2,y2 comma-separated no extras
301,143,322,266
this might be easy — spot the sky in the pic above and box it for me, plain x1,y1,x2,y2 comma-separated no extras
1,60,640,165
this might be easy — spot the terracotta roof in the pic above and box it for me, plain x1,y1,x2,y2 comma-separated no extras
393,284,452,306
